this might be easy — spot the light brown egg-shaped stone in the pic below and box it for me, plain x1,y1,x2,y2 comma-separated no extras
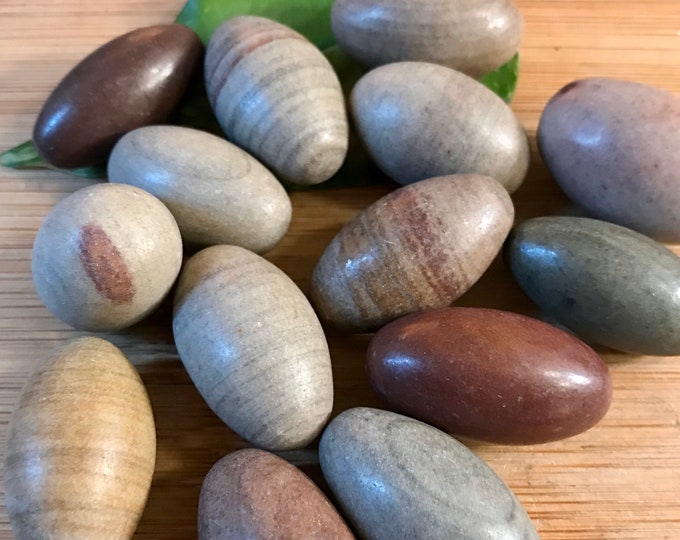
31,183,183,331
205,16,349,185
173,245,334,451
5,337,156,540
538,78,680,242
332,0,523,78
198,449,354,539
351,61,529,191
310,174,514,332
108,126,292,252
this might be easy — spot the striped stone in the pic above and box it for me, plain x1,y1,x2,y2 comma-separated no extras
205,16,349,185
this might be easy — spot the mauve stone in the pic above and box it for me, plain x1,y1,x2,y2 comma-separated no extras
367,307,612,444
198,449,354,540
505,216,680,355
33,24,203,168
319,408,539,540
538,77,680,242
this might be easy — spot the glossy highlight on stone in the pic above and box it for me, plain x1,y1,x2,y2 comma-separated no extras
5,337,156,540
31,183,183,331
538,77,680,242
108,126,292,252
505,216,680,355
173,245,333,451
368,307,612,444
351,61,529,191
33,24,203,168
319,407,539,540
332,0,524,77
205,16,349,185
198,449,354,540
311,174,514,332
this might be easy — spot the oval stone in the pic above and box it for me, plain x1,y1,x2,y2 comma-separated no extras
319,407,539,540
351,61,529,191
33,24,203,168
538,78,680,242
31,183,183,331
173,245,334,450
505,216,680,355
310,174,514,332
367,307,612,444
5,337,155,539
205,16,349,185
332,0,523,78
198,449,354,540
108,126,292,252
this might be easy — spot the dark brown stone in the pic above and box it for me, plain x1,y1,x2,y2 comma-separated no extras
367,307,612,444
33,24,203,168
198,449,354,540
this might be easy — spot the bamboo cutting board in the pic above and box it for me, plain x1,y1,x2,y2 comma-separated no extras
1,1,679,538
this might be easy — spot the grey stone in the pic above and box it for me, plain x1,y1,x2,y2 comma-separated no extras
505,216,680,355
319,407,539,540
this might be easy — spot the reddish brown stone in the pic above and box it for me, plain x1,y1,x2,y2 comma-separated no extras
198,449,354,539
78,223,134,304
33,24,203,168
367,307,612,444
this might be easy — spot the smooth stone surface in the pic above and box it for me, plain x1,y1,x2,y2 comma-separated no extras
205,16,349,185
351,61,529,191
319,407,539,540
505,216,680,355
538,77,680,242
332,0,523,78
31,183,182,331
33,24,202,168
173,245,334,451
311,174,514,332
108,126,292,252
198,449,354,540
5,337,156,540
368,307,612,444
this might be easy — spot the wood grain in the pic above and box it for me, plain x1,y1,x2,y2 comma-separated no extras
0,1,679,538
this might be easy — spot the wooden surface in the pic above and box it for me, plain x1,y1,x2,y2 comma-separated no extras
0,1,679,538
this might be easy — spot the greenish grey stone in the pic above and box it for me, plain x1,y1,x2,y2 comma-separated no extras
319,407,539,540
505,216,680,355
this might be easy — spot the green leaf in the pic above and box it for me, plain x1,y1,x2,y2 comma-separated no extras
176,0,335,48
0,140,106,179
479,53,520,103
